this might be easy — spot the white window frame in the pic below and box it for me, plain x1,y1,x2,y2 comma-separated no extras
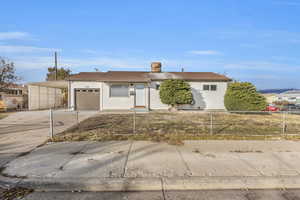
109,84,129,97
203,84,217,91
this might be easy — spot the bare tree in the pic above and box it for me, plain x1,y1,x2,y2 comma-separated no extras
0,57,19,92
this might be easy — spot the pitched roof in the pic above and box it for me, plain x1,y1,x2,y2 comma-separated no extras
69,71,231,82
281,90,300,94
277,90,300,97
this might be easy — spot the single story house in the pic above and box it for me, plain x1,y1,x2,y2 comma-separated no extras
0,84,28,111
68,62,231,111
262,93,277,104
276,90,300,104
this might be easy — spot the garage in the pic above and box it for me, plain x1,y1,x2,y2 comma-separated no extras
75,89,100,110
28,81,68,110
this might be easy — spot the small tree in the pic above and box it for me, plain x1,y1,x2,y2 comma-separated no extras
46,67,71,81
224,82,267,111
159,79,193,110
0,58,19,92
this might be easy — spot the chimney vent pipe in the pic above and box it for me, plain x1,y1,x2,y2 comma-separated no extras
151,62,162,73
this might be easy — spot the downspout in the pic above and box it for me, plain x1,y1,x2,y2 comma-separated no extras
100,82,103,111
38,86,40,110
148,81,151,111
68,80,71,110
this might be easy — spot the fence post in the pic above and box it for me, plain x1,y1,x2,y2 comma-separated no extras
210,112,213,135
49,109,54,139
133,109,136,134
76,111,79,125
282,111,287,137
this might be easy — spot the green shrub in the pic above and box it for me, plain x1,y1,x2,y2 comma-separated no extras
159,79,193,107
224,82,267,111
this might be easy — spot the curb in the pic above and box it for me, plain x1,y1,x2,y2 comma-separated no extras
17,177,162,192
163,176,300,190
13,176,300,192
0,175,21,188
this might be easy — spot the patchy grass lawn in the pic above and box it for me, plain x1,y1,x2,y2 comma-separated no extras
52,112,300,144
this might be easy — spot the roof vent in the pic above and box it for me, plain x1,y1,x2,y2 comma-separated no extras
151,62,162,73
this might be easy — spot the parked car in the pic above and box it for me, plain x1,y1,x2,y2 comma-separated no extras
280,104,300,111
265,104,279,112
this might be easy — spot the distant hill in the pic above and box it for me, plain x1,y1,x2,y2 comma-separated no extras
259,89,298,94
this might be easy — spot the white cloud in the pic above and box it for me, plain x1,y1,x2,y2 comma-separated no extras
11,56,150,71
0,45,61,53
0,32,31,40
61,57,147,69
13,56,54,69
188,50,221,55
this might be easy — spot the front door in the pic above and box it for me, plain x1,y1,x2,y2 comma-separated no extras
135,84,145,107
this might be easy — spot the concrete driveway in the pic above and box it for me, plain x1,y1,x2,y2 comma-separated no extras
0,110,96,167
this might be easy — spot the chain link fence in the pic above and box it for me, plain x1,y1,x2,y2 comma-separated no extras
49,110,300,140
49,109,98,138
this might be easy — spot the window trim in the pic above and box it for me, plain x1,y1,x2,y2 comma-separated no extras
210,85,217,91
203,84,217,91
109,84,130,98
203,85,210,91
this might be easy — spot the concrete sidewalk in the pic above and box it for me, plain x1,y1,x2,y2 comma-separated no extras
2,140,300,191
0,110,96,170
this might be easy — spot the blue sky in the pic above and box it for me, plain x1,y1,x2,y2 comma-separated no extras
0,0,300,89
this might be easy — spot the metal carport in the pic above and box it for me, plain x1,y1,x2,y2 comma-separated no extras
27,81,68,110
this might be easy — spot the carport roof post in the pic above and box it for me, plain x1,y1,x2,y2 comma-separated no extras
27,81,68,89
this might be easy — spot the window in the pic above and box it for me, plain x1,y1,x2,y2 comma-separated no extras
110,84,129,97
210,85,217,91
203,85,210,91
156,84,160,90
203,84,217,91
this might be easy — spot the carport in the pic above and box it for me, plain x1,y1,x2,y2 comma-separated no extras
28,81,68,110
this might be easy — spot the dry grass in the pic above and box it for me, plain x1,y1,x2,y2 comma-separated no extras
52,112,300,143
1,187,33,200
0,113,8,120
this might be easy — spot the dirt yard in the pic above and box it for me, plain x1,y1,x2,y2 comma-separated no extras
52,112,300,143
0,113,8,120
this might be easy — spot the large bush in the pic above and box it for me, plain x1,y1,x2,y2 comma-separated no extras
159,79,193,108
224,82,267,111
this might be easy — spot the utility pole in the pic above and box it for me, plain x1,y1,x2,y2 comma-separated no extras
54,52,58,109
54,51,58,81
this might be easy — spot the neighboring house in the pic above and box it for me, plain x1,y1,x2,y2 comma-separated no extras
68,62,232,111
262,93,277,104
0,84,28,111
276,90,300,104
